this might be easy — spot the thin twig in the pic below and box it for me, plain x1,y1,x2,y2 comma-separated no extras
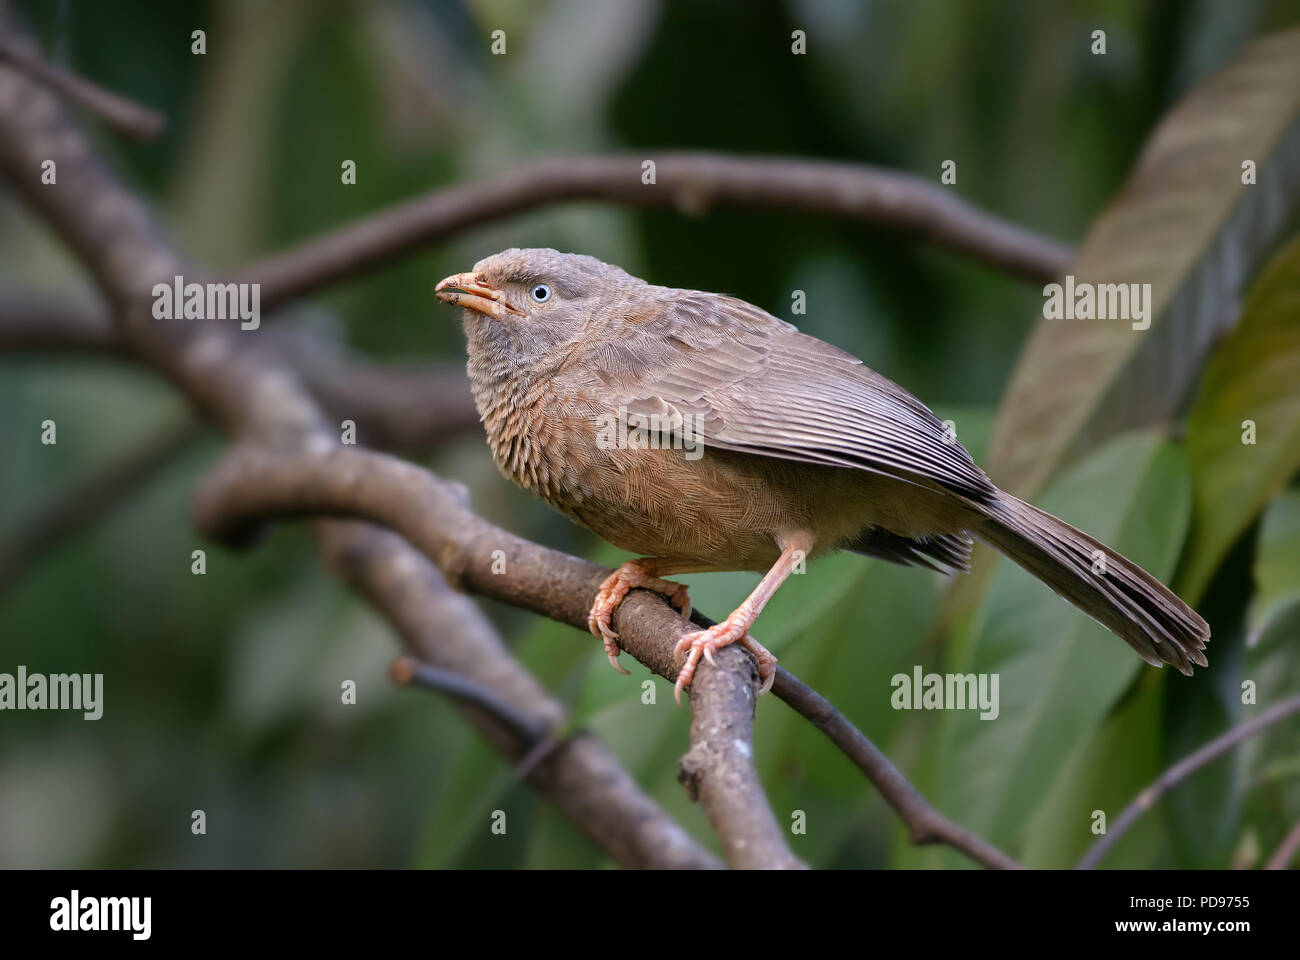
237,153,1073,310
0,31,164,139
1078,694,1300,869
773,669,1022,869
1265,819,1300,870
391,654,549,745
391,657,564,780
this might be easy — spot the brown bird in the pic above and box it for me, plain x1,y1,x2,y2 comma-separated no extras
436,249,1209,702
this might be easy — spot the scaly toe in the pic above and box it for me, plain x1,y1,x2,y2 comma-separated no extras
587,597,623,642
673,644,704,704
739,634,777,695
670,626,774,702
668,584,692,621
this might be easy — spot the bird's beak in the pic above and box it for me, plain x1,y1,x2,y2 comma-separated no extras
434,273,523,319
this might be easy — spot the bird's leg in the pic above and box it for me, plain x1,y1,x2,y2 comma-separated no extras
588,557,705,673
673,539,809,703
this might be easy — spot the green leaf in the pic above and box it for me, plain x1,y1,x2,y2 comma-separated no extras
1179,236,1300,603
926,432,1192,862
988,30,1300,498
1021,673,1171,868
1250,489,1300,635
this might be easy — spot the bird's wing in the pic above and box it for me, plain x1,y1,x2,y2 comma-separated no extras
564,290,997,502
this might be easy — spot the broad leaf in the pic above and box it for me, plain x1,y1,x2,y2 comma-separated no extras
1249,489,1300,637
1179,236,1300,602
988,29,1300,498
925,432,1192,862
1021,673,1171,868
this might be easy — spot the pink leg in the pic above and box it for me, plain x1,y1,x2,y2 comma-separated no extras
672,538,810,703
588,558,699,673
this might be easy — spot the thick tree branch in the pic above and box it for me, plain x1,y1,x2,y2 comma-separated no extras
681,646,807,869
319,521,719,869
0,294,128,356
192,443,1018,870
196,444,801,868
1078,694,1300,869
236,153,1073,310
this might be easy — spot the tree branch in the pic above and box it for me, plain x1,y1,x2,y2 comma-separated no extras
681,644,807,868
0,29,164,140
1265,818,1300,870
0,296,482,451
771,670,1022,869
319,521,720,869
0,296,480,587
1078,694,1300,869
0,294,128,356
236,153,1073,310
390,656,565,779
285,339,481,452
192,442,1018,870
391,654,554,750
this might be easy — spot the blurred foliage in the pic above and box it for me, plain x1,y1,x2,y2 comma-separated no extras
987,27,1300,497
1181,235,1300,602
1,0,1298,868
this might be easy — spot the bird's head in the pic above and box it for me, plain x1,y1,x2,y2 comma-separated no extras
436,248,642,368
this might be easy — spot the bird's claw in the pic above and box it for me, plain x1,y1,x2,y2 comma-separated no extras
605,642,630,675
588,562,692,675
672,622,776,704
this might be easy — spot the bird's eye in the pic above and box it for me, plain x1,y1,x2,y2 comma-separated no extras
530,284,552,303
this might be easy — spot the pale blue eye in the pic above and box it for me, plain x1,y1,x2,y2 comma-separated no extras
531,284,552,303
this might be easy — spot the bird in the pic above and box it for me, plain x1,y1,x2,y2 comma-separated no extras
436,248,1209,703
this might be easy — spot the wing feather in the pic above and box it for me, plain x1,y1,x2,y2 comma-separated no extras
564,290,997,502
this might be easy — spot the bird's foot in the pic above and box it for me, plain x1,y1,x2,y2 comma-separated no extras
673,620,777,704
588,561,692,674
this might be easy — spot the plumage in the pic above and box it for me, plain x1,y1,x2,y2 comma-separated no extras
437,248,1210,695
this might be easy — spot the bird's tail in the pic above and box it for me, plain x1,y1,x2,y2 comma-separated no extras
972,492,1209,674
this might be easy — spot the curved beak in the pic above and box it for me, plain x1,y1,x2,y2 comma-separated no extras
434,272,522,319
